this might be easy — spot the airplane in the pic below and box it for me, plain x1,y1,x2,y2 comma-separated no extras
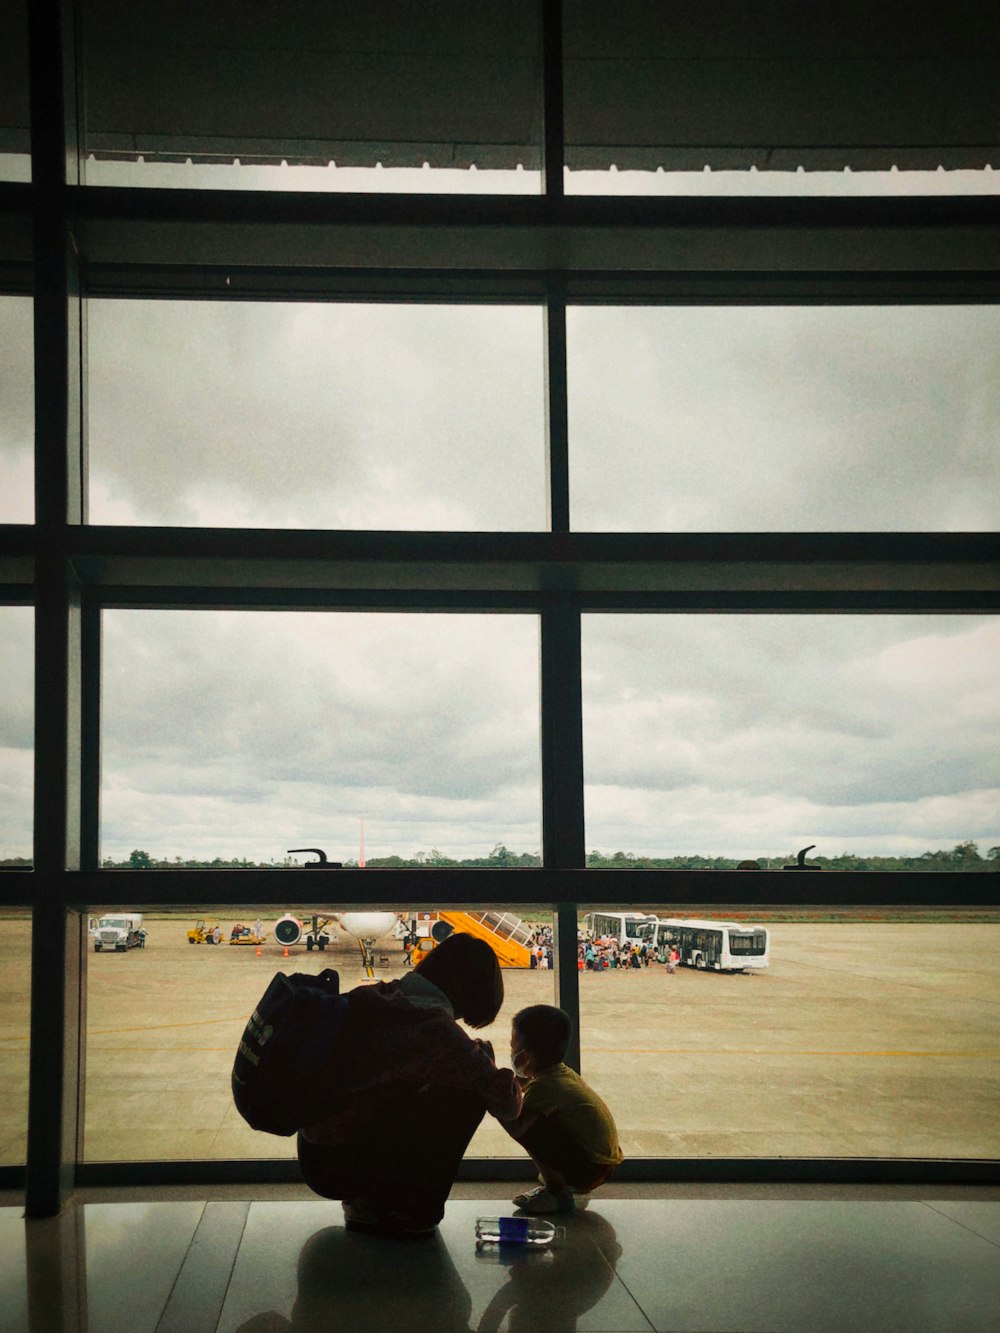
275,846,536,973
275,846,400,974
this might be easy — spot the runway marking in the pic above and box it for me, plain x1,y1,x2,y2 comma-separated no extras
590,1048,1000,1059
0,1015,245,1044
5,1032,996,1062
88,1016,246,1036
76,1047,1000,1059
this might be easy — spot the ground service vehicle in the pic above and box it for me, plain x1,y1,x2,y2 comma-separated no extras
187,920,220,944
93,914,145,952
228,924,268,946
657,918,770,972
583,911,658,947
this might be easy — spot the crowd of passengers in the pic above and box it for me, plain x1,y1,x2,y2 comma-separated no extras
529,925,682,970
528,924,555,969
580,937,680,972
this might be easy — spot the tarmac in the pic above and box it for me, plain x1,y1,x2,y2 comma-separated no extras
1,916,998,1165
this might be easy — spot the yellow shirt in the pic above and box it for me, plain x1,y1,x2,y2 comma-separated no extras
521,1062,623,1165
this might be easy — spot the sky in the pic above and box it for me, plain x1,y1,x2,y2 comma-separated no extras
1,162,998,863
1,602,997,864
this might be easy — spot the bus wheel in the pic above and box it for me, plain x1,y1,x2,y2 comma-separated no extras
694,954,704,969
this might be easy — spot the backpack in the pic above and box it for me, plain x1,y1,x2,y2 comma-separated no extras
231,967,350,1136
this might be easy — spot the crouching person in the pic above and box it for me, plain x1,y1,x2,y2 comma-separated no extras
297,933,520,1238
502,1004,623,1215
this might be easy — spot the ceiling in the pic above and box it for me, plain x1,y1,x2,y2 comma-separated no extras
2,1,998,172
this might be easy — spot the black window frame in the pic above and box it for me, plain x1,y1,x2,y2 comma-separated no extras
1,0,997,1215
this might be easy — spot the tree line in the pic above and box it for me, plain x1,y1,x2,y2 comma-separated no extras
4,840,995,871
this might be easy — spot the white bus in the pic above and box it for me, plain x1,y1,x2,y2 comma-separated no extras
646,917,770,972
583,911,658,946
635,918,676,954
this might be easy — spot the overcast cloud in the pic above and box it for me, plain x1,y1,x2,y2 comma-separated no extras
97,610,542,862
86,300,546,530
1,166,998,862
1,602,997,863
582,614,999,859
569,306,1000,531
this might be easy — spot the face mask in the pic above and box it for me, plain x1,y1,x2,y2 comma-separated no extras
512,1051,530,1077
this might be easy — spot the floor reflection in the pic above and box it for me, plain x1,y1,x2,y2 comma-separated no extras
233,1224,474,1333
475,1211,622,1333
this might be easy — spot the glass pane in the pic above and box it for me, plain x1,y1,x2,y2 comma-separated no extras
84,906,553,1161
88,301,546,529
0,606,33,864
578,907,1000,1158
0,297,33,523
564,4,1000,196
0,1,29,182
81,0,541,193
0,910,31,1166
101,611,541,863
582,615,1000,864
569,307,1000,532
465,909,557,1159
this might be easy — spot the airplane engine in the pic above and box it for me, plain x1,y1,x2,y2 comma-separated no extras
274,915,303,946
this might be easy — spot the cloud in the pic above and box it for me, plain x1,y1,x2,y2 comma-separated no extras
3,282,998,864
0,296,34,523
582,615,1000,855
585,782,1000,861
0,607,33,857
567,305,1000,531
86,301,546,530
100,610,541,860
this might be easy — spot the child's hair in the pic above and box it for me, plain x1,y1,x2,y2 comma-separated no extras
512,1004,572,1068
414,932,503,1028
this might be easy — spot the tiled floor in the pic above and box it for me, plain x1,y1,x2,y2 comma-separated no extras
2,1188,1000,1332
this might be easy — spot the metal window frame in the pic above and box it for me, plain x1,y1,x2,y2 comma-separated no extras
1,0,998,1214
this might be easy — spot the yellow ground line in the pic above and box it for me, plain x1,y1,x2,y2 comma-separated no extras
0,1015,245,1043
78,1047,1000,1058
3,1040,998,1061
82,1047,235,1053
89,1017,247,1035
595,1048,1000,1058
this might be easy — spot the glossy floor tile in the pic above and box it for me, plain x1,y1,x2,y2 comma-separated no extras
0,1210,27,1333
599,1199,1000,1332
216,1199,648,1332
2,1194,1000,1332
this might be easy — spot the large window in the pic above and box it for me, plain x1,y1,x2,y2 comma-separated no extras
0,606,32,865
0,298,33,525
80,0,543,194
101,611,542,864
568,307,1000,532
84,906,555,1161
88,301,546,530
577,907,1000,1159
582,615,1000,864
563,3,1000,198
0,1,28,183
3,2,998,1208
0,911,31,1166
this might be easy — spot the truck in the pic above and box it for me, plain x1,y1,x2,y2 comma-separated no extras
93,913,146,952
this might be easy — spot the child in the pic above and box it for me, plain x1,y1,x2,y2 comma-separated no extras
502,1004,623,1215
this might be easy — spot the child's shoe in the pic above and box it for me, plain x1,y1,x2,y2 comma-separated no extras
512,1185,575,1214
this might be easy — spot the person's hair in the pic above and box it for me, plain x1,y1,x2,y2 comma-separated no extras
512,1004,572,1068
414,932,503,1028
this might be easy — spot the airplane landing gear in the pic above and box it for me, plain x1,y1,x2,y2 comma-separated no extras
358,938,377,978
